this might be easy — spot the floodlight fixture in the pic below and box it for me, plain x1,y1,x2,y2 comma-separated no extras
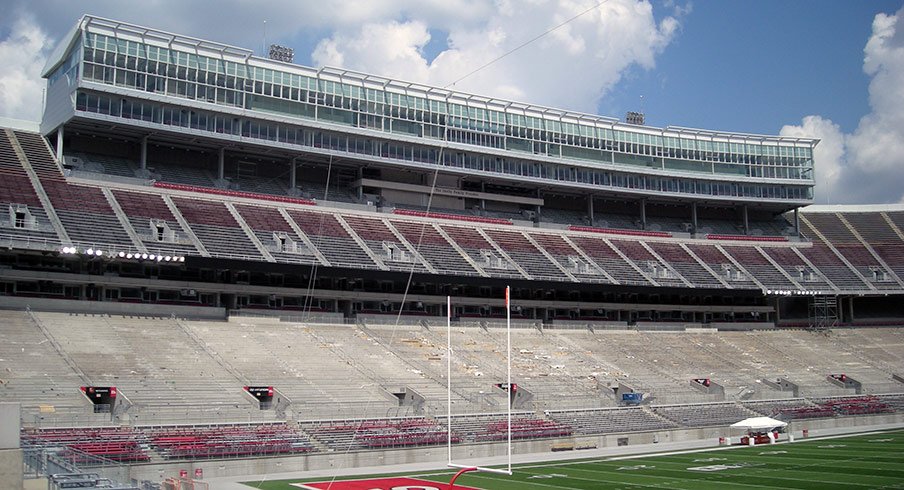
268,44,294,63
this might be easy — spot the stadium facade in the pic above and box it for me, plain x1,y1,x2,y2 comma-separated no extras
0,13,899,327
2,14,904,486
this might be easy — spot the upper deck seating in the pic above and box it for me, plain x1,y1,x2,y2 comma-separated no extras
13,131,63,179
111,189,200,256
797,223,869,290
842,212,904,281
568,225,672,238
647,242,722,288
530,232,609,283
721,246,796,289
484,229,570,280
567,236,652,286
440,225,524,279
154,181,316,206
804,215,884,285
234,204,317,264
171,197,264,260
343,215,429,272
285,209,378,269
389,220,480,275
610,239,686,287
686,244,758,288
67,152,137,178
15,132,134,249
760,246,827,287
149,160,215,187
42,181,134,249
0,132,60,245
393,208,512,225
706,234,788,242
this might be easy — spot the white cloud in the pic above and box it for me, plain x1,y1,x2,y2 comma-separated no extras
781,6,904,205
2,0,496,58
1,0,677,121
0,15,53,121
312,0,680,112
847,10,904,175
780,116,845,205
312,21,434,83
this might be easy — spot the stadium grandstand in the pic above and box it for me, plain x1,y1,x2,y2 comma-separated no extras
0,14,903,489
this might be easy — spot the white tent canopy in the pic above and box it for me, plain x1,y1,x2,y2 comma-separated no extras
730,416,788,431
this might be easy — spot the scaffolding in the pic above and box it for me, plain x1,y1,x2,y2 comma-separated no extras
809,294,838,331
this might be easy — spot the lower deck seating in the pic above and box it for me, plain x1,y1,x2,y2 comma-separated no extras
146,423,314,459
742,399,824,419
813,395,895,416
22,427,150,463
444,413,572,443
300,417,450,450
653,403,759,427
546,407,677,435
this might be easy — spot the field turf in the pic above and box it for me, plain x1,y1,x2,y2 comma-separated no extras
242,429,904,489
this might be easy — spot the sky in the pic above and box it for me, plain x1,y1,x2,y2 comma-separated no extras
0,0,902,205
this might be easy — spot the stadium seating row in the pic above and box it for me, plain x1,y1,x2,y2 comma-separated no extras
2,128,900,293
21,392,904,462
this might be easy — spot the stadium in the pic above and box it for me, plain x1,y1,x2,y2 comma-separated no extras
0,12,903,490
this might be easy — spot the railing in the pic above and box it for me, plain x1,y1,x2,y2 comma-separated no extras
22,446,133,488
569,224,673,238
393,208,513,225
707,233,789,242
154,181,317,206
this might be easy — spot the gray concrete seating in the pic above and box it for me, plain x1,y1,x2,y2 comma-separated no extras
546,407,677,435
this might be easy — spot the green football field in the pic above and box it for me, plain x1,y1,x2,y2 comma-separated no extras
242,429,904,489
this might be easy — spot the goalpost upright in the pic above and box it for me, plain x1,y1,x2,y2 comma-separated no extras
446,286,513,477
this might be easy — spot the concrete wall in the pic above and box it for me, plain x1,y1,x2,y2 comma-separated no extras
0,449,23,490
0,402,22,490
127,412,904,482
0,296,226,320
0,404,19,449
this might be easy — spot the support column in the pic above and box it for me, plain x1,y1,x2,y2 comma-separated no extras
691,202,698,235
535,189,542,223
587,196,594,224
56,126,64,163
742,205,749,235
356,165,363,200
139,135,148,170
794,208,801,237
217,148,225,180
849,296,855,323
640,199,647,230
480,182,486,211
289,157,297,190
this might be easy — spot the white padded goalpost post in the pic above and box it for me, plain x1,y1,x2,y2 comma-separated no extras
446,286,513,479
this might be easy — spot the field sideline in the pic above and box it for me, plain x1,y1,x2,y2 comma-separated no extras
241,429,904,489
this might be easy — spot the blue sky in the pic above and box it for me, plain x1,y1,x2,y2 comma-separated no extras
615,1,896,135
1,0,903,204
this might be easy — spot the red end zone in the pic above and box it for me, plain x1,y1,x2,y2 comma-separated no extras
293,477,482,490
